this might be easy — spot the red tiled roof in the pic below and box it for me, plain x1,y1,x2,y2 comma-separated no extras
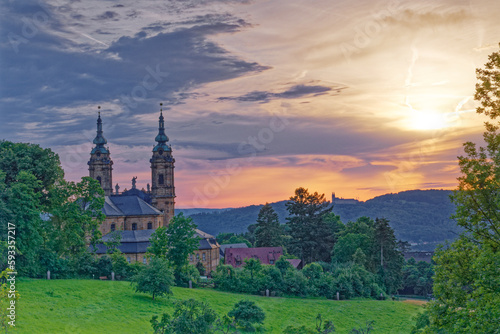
225,247,283,267
286,259,302,268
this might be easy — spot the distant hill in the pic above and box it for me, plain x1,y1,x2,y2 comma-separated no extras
182,189,460,251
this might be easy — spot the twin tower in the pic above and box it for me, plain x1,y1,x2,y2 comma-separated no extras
87,106,176,225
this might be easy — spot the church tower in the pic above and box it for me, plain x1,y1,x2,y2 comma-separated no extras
150,104,175,226
88,107,113,196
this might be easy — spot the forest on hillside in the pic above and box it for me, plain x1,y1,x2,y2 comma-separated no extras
181,190,460,250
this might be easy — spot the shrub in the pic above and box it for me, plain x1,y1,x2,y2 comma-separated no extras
228,300,265,331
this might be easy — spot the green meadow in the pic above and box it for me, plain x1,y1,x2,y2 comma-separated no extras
15,279,423,333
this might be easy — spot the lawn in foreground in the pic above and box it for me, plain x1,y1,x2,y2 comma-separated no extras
17,279,422,333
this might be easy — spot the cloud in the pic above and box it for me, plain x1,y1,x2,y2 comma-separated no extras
0,3,268,144
218,83,345,103
95,11,119,21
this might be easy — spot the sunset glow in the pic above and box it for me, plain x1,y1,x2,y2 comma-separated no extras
1,0,499,208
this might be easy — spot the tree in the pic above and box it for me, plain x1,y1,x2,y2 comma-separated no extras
285,188,333,264
423,44,500,332
151,299,218,334
228,299,265,331
48,177,105,255
255,203,282,247
148,213,199,284
0,170,44,276
148,226,169,259
373,218,404,294
243,258,261,281
131,257,174,300
0,141,64,201
166,214,199,273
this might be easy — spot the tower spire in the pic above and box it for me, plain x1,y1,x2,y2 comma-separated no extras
92,106,108,154
153,102,170,153
88,106,113,196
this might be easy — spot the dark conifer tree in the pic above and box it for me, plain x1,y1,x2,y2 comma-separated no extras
255,203,282,247
285,187,333,264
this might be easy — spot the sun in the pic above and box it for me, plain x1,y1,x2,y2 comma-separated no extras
409,109,448,130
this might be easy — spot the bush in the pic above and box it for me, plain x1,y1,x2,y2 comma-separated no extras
228,299,266,331
97,256,113,277
70,252,98,278
150,299,218,334
131,257,174,300
175,264,200,287
111,252,132,280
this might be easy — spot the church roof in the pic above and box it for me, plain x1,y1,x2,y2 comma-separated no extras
95,228,219,254
103,195,162,216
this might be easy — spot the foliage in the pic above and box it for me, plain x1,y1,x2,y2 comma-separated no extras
410,311,430,334
350,321,374,334
424,44,500,333
151,299,219,334
243,258,261,280
286,187,333,264
48,177,105,254
97,256,113,277
147,214,199,285
400,258,433,296
166,214,199,280
332,217,404,294
148,226,170,259
0,140,64,199
282,314,335,334
0,142,105,277
111,251,133,280
255,203,283,247
0,269,19,332
196,261,206,276
131,257,174,300
227,299,265,331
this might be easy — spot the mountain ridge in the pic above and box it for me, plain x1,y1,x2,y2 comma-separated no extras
178,189,459,250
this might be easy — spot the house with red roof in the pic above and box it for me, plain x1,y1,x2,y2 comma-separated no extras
225,247,283,267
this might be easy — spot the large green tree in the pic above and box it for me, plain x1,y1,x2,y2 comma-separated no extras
0,141,105,276
424,45,500,333
132,257,174,300
148,213,199,283
285,188,333,264
48,177,105,255
255,203,282,247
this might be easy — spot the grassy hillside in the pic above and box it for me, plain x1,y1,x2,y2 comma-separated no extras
187,190,459,250
16,279,422,333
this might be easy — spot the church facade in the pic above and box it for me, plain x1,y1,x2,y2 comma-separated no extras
89,108,220,274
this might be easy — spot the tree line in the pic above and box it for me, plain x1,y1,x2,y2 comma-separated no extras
215,187,435,299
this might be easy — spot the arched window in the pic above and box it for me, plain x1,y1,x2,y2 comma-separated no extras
96,176,102,185
202,253,206,261
132,223,137,231
196,254,200,261
110,224,115,232
143,258,147,264
159,174,164,185
147,222,153,229
126,257,131,263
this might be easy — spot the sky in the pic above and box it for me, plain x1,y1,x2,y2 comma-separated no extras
1,0,499,208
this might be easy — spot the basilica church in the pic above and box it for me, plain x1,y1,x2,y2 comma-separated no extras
88,107,220,274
